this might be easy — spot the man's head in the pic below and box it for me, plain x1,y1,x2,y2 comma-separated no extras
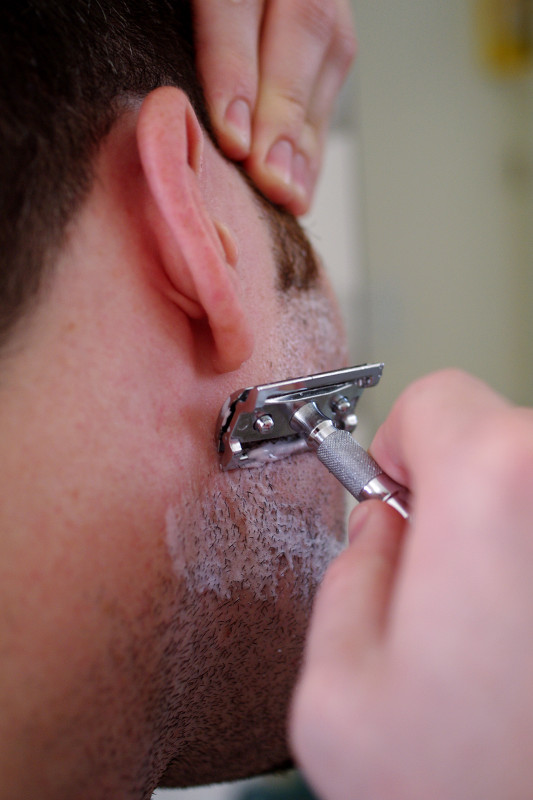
0,2,348,796
0,0,212,350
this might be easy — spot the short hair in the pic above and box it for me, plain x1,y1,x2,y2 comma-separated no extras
0,0,211,349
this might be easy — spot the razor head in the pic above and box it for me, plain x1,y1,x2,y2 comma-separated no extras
217,363,384,470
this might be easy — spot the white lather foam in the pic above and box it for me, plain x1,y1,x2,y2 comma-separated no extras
165,457,345,602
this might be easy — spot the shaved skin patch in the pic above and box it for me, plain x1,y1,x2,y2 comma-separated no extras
165,455,345,602
166,276,349,602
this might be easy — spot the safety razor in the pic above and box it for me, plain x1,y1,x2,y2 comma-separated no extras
216,363,410,519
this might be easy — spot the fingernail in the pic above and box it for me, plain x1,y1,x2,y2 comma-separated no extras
224,98,251,152
348,503,372,545
265,139,293,187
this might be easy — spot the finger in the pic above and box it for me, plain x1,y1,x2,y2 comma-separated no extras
370,369,511,493
304,501,406,672
306,0,357,131
290,5,357,210
245,0,355,214
290,501,404,797
193,0,263,160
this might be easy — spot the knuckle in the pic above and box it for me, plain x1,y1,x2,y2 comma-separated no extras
397,368,481,423
209,49,256,95
290,0,337,45
469,410,533,497
228,0,259,8
407,368,471,399
442,408,533,525
395,368,459,418
272,84,309,126
218,48,251,76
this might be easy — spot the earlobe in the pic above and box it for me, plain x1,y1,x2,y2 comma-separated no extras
136,86,253,373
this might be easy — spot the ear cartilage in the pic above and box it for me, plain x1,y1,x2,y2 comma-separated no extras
216,363,410,520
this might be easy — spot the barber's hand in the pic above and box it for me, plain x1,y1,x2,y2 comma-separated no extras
193,0,356,215
291,370,533,800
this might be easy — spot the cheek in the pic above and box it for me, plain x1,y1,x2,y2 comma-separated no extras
288,287,348,373
257,283,348,384
161,272,349,604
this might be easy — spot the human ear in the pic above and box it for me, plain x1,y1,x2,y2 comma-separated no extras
136,86,254,373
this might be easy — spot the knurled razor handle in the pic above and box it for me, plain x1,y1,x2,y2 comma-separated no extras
317,429,410,520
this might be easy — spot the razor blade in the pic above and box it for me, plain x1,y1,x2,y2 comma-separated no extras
216,363,410,519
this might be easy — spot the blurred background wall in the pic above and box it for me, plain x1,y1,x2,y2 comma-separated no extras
354,0,533,423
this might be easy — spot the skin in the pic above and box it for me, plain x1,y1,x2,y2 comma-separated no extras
193,0,357,215
291,370,533,800
0,92,347,799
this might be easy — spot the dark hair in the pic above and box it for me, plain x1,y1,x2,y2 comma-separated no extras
0,0,211,348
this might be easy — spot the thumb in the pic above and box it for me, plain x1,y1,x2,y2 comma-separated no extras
304,500,406,671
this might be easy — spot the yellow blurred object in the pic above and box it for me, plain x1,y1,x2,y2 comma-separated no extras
475,0,532,74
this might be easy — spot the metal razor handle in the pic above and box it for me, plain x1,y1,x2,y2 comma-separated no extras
291,403,410,520
317,429,410,520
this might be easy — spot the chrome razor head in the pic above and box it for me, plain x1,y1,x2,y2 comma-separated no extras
216,363,384,470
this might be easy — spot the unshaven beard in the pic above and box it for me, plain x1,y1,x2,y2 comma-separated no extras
160,451,346,787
